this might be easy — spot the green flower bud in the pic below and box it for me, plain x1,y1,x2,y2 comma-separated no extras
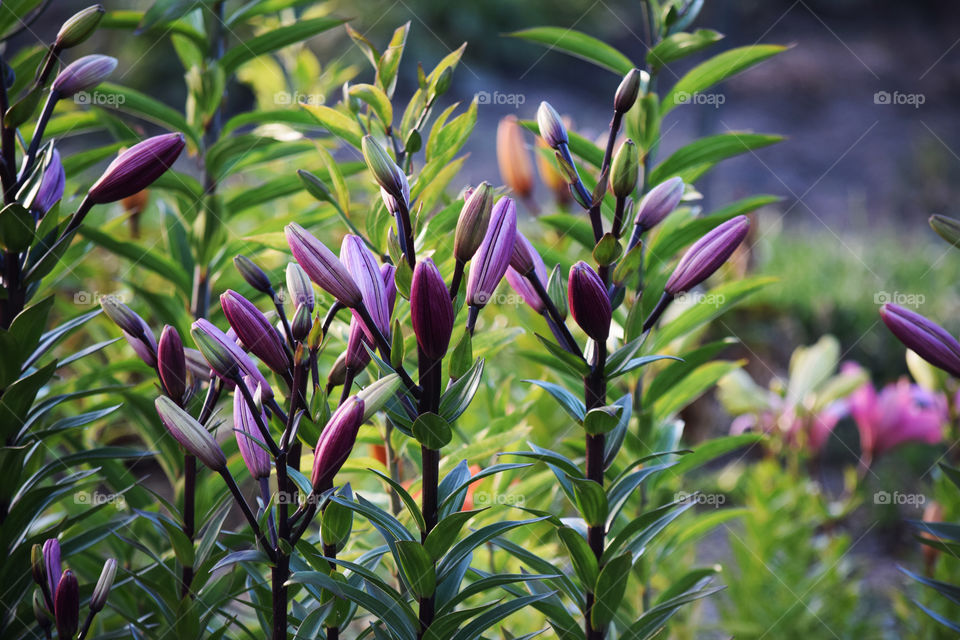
614,68,642,114
454,182,494,263
55,5,105,49
609,139,640,198
930,214,960,248
547,264,567,320
356,373,402,422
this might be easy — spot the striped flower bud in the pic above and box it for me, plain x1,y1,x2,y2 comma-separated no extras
54,570,79,640
30,149,65,218
505,235,548,314
664,215,749,295
31,544,45,589
52,54,116,97
880,304,960,378
341,235,390,340
87,132,185,204
221,290,291,375
381,263,397,313
568,261,611,341
310,396,365,490
90,558,117,613
157,325,187,403
614,68,642,114
466,197,517,307
634,177,684,232
537,101,568,149
285,223,362,308
286,262,314,310
155,396,226,471
345,316,373,372
100,296,157,367
55,5,105,49
234,255,273,295
191,319,272,396
356,374,402,421
930,214,960,247
509,231,540,277
454,182,494,263
411,258,455,360
362,135,407,208
496,116,534,198
610,139,640,198
291,303,312,343
42,539,61,602
233,377,271,479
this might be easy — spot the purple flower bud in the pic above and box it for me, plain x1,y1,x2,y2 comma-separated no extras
381,263,397,313
880,304,960,378
233,377,271,479
568,261,611,341
158,325,187,403
509,231,540,277
184,348,212,378
54,570,79,640
291,303,312,343
90,558,117,613
537,101,568,149
411,258,454,360
634,177,684,232
504,242,549,315
286,262,314,310
190,319,273,397
466,197,517,307
665,215,749,295
311,396,365,490
454,182,494,263
100,296,157,367
341,235,390,340
155,395,226,471
87,132,185,204
234,255,273,295
614,68,642,114
31,149,65,218
42,539,61,602
221,290,291,376
52,54,116,97
345,316,373,371
285,223,362,308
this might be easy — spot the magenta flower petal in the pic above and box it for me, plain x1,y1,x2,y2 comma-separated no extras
233,377,271,479
411,258,455,360
466,197,517,307
341,234,390,340
54,570,79,640
311,396,365,490
158,325,187,403
221,290,290,375
285,223,361,308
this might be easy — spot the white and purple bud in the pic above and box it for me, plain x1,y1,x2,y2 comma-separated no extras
537,101,568,149
100,296,157,367
52,54,116,97
466,197,517,308
285,223,362,308
665,215,749,295
634,177,684,233
221,290,291,376
87,133,185,204
155,395,226,471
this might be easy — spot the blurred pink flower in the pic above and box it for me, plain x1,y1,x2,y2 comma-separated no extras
730,404,846,453
849,378,945,466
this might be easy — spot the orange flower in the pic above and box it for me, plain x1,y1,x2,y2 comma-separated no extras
535,137,570,203
496,115,533,198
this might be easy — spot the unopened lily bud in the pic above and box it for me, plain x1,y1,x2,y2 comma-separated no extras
454,182,494,262
509,231,540,277
55,5,105,49
87,132,185,204
100,296,157,366
356,374,401,421
496,116,534,198
634,177,684,232
221,290,291,376
381,264,397,313
311,396,365,490
90,558,117,613
433,67,453,96
54,570,79,640
535,137,569,203
30,149,65,218
328,353,347,388
411,258,455,360
285,223,362,308
505,236,548,314
568,261,611,341
31,544,46,588
341,235,390,339
52,54,116,97
286,262,314,310
345,317,373,372
234,378,271,479
610,139,640,198
537,101,568,149
42,539,61,602
234,255,273,295
191,319,273,396
614,68,642,114
930,214,960,247
291,303,312,343
880,304,960,378
466,197,517,308
665,215,749,295
155,396,226,471
157,326,187,403
361,135,407,208
547,264,567,320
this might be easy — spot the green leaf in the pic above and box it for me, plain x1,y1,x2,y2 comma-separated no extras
438,517,549,579
647,30,723,69
349,83,393,128
423,509,484,562
301,103,364,149
439,358,484,422
395,540,436,599
568,476,607,527
138,0,201,32
534,333,589,376
649,133,783,185
412,412,452,449
509,27,634,75
78,226,191,294
653,434,762,487
583,405,623,436
0,203,34,252
591,553,632,628
220,17,345,74
448,593,553,640
558,527,598,589
369,468,425,532
525,379,586,423
95,83,199,146
652,360,745,422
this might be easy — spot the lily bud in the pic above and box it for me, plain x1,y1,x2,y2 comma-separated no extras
634,177,684,232
466,197,517,307
411,258,455,360
610,139,640,198
547,264,567,320
87,132,185,204
286,262,315,310
221,290,291,376
285,223,362,308
496,117,534,198
157,325,187,403
509,231,540,277
90,558,117,613
356,374,402,421
234,377,271,479
381,264,397,313
455,182,494,262
614,68,642,114
362,135,407,208
345,316,373,372
30,149,65,218
55,5,105,49
930,214,960,247
54,570,79,640
311,396,365,490
535,136,570,203
155,395,226,471
234,255,273,295
341,235,390,339
42,539,61,600
328,354,347,388
505,236,548,314
52,54,116,97
664,215,749,295
568,261,611,341
31,544,45,588
191,319,272,396
291,303,312,343
100,296,157,367
880,304,960,378
537,101,568,149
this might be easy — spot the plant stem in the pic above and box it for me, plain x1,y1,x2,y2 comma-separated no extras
527,274,582,358
221,470,276,562
356,303,421,400
20,89,58,182
584,340,607,640
180,454,196,598
448,258,465,299
417,351,441,637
